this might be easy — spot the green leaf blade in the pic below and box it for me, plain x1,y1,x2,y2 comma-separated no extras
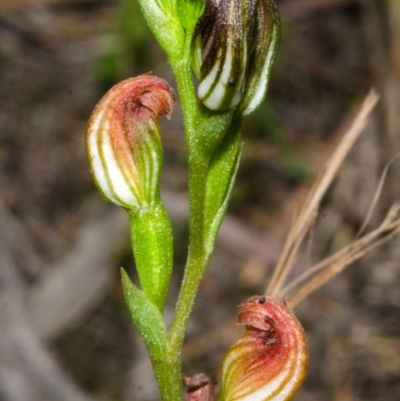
121,268,168,358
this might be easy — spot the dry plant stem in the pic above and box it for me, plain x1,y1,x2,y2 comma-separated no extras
266,209,317,297
266,89,379,296
284,214,400,307
356,153,400,238
280,204,400,297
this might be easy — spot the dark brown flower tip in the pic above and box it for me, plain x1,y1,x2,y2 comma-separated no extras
194,0,280,114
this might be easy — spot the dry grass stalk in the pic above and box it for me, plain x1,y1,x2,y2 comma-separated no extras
265,89,386,303
282,205,400,307
356,153,400,239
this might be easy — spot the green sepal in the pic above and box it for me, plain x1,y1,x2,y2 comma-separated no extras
121,268,168,358
129,200,173,312
203,122,242,253
178,0,205,34
191,35,202,78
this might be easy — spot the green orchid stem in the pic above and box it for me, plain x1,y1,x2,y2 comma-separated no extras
168,32,211,343
145,33,214,401
168,158,209,345
169,34,201,146
158,162,210,401
151,206,210,401
152,355,184,401
151,30,239,401
151,160,209,401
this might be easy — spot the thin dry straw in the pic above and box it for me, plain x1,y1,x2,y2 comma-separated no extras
284,220,400,308
265,89,380,297
281,204,400,307
356,153,400,239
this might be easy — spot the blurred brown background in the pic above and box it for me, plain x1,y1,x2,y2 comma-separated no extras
0,0,400,400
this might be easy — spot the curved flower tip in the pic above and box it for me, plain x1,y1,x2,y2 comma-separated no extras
86,75,175,209
219,296,308,401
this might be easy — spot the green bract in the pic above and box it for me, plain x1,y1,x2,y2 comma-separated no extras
178,0,206,34
121,269,168,358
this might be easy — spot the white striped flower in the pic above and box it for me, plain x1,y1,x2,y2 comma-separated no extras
194,0,280,115
218,296,308,401
86,75,175,210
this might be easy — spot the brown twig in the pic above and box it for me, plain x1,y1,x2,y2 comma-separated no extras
356,153,400,238
281,207,400,307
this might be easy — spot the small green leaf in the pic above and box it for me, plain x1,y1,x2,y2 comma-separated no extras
121,268,168,358
203,123,242,253
178,0,205,34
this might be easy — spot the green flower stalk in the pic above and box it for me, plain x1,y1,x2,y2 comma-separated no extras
86,74,175,310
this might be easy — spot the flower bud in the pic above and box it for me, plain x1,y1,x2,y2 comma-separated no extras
86,75,175,210
218,296,308,401
86,75,175,311
194,0,280,114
